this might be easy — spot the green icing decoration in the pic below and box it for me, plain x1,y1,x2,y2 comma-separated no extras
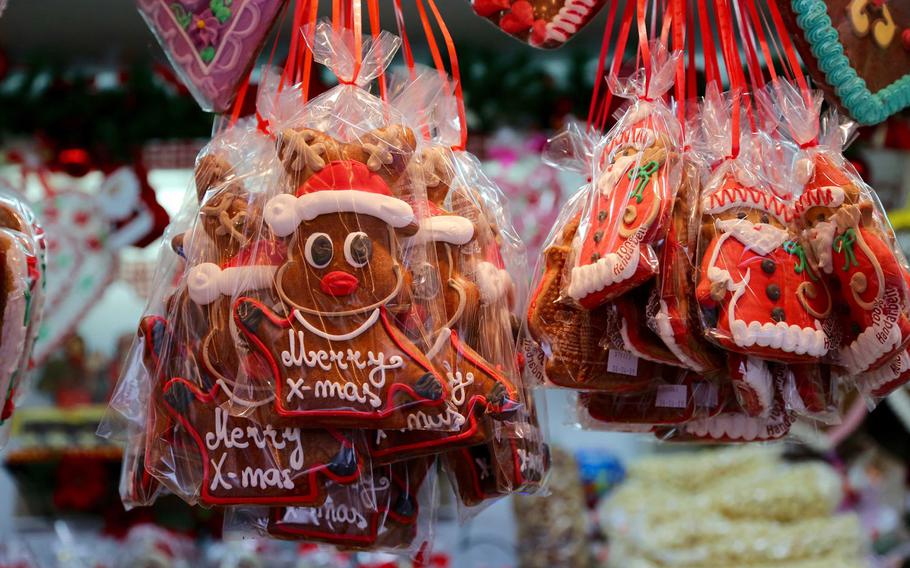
200,46,216,63
210,0,233,24
783,240,817,281
627,160,659,204
834,228,859,271
170,3,192,29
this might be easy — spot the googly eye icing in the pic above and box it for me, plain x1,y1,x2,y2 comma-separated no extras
344,231,372,268
304,232,333,268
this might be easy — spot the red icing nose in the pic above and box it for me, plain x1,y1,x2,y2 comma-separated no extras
320,271,360,296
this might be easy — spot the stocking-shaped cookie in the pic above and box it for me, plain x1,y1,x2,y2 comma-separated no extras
697,176,831,415
796,155,910,375
528,214,657,392
567,116,678,308
158,377,362,506
237,131,449,429
651,165,725,376
268,457,433,550
371,204,519,462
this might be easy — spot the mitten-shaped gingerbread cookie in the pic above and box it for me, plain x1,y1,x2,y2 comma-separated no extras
613,284,686,367
796,155,910,375
651,162,725,376
370,203,519,462
157,377,363,506
236,127,450,429
269,457,433,551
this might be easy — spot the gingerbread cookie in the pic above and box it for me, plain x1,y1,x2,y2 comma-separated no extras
236,127,452,429
774,0,910,125
158,377,362,506
651,163,725,376
528,212,658,392
659,369,794,442
471,0,608,48
370,197,519,462
566,106,680,309
613,284,686,368
796,155,910,375
268,457,433,550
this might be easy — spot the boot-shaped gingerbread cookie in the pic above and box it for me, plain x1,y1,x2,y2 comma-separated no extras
370,202,519,462
796,156,910,375
236,127,450,429
268,457,433,551
697,171,831,415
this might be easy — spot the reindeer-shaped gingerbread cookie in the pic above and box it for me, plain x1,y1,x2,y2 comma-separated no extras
235,126,450,429
369,153,519,461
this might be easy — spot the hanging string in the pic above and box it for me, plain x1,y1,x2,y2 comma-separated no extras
637,0,652,96
416,0,469,150
299,0,320,102
367,0,387,100
697,0,721,89
712,0,742,157
598,0,636,131
671,0,686,134
587,0,619,133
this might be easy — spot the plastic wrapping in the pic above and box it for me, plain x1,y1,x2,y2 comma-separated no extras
564,47,683,310
0,191,45,448
694,87,833,419
770,82,910,403
266,457,437,553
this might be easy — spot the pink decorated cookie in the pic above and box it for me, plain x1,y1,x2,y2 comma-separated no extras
137,0,288,113
471,0,608,49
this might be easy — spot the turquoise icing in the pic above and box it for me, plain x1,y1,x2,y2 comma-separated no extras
791,0,910,125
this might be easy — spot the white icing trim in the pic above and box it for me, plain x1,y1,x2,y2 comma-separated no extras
863,350,909,393
737,356,774,415
474,261,512,304
567,230,642,301
107,210,153,250
187,263,278,305
653,300,706,372
293,308,380,341
619,316,671,365
404,216,473,246
264,190,415,237
683,411,786,441
543,0,597,44
840,296,904,375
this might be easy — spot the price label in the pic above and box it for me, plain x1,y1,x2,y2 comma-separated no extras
656,384,688,409
607,349,639,376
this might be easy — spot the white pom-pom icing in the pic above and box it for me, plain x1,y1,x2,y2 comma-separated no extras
186,263,278,305
264,193,300,238
474,261,512,304
404,215,474,247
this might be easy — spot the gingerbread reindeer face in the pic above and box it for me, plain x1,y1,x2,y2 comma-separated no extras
266,128,418,316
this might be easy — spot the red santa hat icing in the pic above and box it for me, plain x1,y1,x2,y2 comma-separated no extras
403,202,474,247
701,180,793,223
793,186,845,220
264,160,415,238
187,240,286,305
